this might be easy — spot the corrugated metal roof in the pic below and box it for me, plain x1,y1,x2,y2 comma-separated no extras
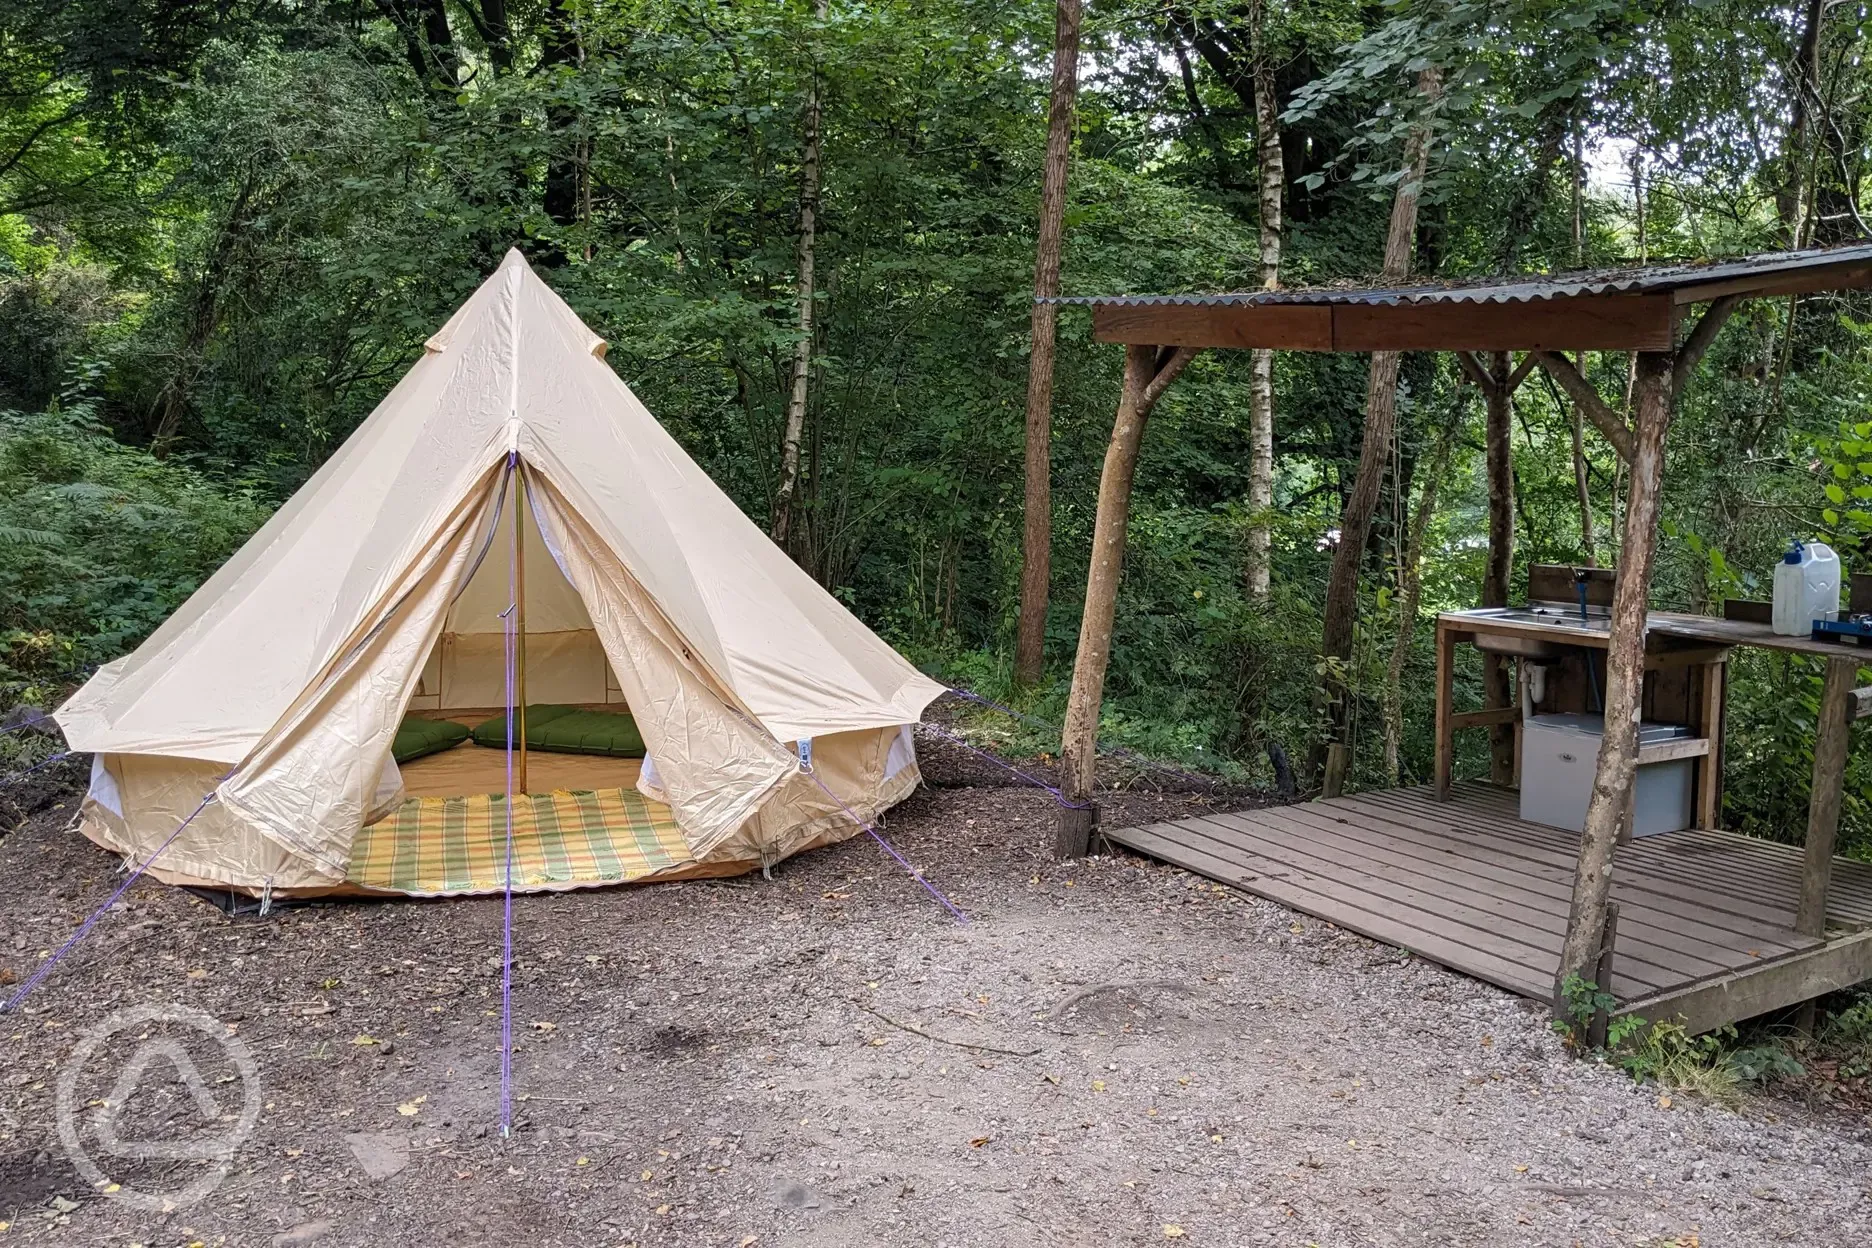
1048,242,1872,308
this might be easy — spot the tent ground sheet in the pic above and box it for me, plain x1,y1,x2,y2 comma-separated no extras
348,787,692,895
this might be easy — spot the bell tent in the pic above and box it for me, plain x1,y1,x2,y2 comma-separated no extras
55,250,944,898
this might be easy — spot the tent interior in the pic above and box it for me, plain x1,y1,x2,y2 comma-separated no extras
349,474,681,897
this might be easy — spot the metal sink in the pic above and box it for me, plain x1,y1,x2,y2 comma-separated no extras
1448,605,1609,658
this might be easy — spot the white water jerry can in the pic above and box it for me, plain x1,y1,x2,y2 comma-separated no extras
1771,538,1841,635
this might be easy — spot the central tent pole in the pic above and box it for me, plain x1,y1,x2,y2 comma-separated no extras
514,463,529,794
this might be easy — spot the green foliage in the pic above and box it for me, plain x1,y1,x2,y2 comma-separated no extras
1820,994,1872,1078
1613,1022,1803,1106
0,379,269,703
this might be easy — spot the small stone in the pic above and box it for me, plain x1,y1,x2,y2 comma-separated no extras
273,1221,334,1246
344,1132,409,1181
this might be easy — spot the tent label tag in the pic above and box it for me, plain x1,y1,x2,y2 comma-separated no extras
797,738,814,771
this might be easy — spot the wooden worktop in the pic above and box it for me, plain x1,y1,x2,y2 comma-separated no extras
1438,607,1871,659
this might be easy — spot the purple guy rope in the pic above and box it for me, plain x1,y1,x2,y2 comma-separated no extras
498,452,519,1138
914,720,1086,809
0,716,54,737
801,766,969,924
0,750,77,787
2,788,217,1014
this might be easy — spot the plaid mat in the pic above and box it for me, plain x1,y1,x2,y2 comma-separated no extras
347,787,693,895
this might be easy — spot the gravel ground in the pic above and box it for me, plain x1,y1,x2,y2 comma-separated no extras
0,743,1867,1247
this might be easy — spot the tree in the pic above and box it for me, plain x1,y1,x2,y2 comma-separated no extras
1244,0,1283,602
1312,65,1440,787
771,0,832,551
1015,0,1083,686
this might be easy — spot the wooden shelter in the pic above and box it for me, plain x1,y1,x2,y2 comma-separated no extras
1052,243,1872,1034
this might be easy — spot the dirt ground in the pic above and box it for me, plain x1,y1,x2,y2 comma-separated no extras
0,743,1868,1247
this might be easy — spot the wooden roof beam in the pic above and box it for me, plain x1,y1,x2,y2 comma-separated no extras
1091,293,1674,352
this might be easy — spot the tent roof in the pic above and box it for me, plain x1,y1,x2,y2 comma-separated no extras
58,250,942,762
1056,243,1872,352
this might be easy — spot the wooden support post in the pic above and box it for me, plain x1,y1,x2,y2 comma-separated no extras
1554,351,1672,996
1696,658,1724,830
1587,900,1620,1050
1433,621,1456,800
1798,655,1856,937
1055,804,1099,859
514,464,529,795
1321,743,1350,799
1057,343,1195,856
1482,350,1516,786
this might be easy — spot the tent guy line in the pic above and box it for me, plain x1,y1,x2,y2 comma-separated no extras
0,784,224,1016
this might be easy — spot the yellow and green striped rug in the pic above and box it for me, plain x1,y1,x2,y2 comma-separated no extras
347,787,693,895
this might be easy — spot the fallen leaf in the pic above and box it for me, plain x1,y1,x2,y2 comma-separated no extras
1163,1226,1186,1239
186,968,208,980
740,1237,759,1247
396,1095,427,1116
968,1137,990,1148
576,1156,590,1166
352,1034,378,1046
1091,1079,1107,1092
655,1204,670,1216
1658,1095,1673,1109
532,1021,556,1033
641,1170,654,1182
1041,1073,1060,1086
1513,1164,1529,1173
869,1037,887,1047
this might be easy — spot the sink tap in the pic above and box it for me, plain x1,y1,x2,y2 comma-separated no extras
1573,567,1591,622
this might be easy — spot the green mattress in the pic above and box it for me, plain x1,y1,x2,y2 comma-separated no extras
470,704,646,758
392,716,471,764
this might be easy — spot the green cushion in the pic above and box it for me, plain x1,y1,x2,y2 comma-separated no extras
470,705,645,758
392,716,471,764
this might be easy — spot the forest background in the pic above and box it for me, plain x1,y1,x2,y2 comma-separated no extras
5,0,1871,856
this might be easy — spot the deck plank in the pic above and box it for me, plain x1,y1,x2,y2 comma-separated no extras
1357,788,1827,936
1211,805,1796,971
1109,783,1849,1021
1302,794,1814,954
1178,813,1688,990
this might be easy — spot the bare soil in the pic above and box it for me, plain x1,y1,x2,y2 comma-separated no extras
0,742,1867,1247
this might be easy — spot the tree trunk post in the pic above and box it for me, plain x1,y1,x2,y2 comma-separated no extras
1310,65,1440,784
1553,351,1672,998
771,0,831,552
1015,0,1083,686
1483,350,1516,785
1058,344,1195,853
1798,654,1856,936
1243,0,1284,602
1586,900,1621,1049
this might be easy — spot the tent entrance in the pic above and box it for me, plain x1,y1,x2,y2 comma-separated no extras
347,468,693,896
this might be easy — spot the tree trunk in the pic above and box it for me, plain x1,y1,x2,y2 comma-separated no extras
1779,0,1826,243
1312,66,1440,783
1553,351,1671,996
151,178,257,456
1483,351,1516,785
1570,401,1595,563
1014,0,1083,686
1244,0,1284,602
1060,345,1197,809
1383,397,1461,784
771,0,831,551
539,0,582,254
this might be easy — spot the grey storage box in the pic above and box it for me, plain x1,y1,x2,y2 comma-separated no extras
1518,713,1693,837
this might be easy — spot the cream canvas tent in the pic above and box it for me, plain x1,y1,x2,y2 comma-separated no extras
55,249,945,897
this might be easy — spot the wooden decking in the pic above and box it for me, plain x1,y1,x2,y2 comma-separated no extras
1112,782,1872,1032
